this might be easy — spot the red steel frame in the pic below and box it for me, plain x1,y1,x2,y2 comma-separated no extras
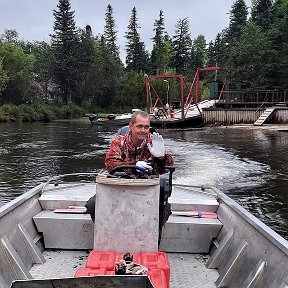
145,74,185,119
145,66,220,120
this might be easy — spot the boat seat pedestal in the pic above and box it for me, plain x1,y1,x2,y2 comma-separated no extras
94,177,160,253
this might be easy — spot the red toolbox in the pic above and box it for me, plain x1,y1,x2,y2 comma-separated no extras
148,268,168,288
85,250,116,270
140,252,170,286
74,267,107,277
82,250,170,288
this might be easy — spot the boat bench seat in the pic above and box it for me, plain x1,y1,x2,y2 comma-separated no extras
39,183,96,210
161,187,222,253
33,210,94,250
170,198,219,212
159,215,222,253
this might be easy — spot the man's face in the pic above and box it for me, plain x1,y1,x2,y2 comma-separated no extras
129,115,150,145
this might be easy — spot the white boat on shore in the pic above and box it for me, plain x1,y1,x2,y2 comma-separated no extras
0,170,287,288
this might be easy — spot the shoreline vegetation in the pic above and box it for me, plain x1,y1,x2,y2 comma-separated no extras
0,103,88,123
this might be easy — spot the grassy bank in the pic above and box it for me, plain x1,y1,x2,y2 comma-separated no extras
0,103,87,122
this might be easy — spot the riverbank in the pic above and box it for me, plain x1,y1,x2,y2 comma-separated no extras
0,103,86,122
53,117,91,124
53,117,288,132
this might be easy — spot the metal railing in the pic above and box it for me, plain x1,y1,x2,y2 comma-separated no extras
217,89,288,103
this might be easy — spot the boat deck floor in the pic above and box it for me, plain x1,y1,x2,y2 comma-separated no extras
30,250,218,288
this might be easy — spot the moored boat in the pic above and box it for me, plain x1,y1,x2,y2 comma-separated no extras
0,171,287,288
89,114,132,126
89,109,141,126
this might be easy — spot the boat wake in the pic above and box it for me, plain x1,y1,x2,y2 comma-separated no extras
166,139,272,191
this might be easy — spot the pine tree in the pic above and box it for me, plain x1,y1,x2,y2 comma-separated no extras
150,10,166,74
172,18,192,75
125,7,149,72
103,4,119,57
51,0,79,104
251,0,273,30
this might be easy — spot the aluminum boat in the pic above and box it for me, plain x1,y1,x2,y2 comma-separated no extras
0,171,287,288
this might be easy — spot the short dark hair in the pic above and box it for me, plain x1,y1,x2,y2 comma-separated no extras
130,111,150,124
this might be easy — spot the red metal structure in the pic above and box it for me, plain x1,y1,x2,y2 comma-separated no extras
145,74,186,119
145,66,220,120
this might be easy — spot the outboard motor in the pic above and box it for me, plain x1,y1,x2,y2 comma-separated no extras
159,166,175,244
107,114,116,120
89,114,98,124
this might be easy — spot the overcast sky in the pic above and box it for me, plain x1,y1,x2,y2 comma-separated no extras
0,0,252,61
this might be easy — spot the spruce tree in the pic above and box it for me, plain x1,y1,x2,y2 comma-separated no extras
172,18,192,75
51,0,79,104
150,10,166,74
226,22,273,90
269,0,288,88
190,35,207,73
227,0,248,41
251,0,273,30
76,25,97,104
103,4,119,57
206,41,215,67
125,7,149,72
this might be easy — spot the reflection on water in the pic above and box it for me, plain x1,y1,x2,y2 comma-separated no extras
0,122,288,239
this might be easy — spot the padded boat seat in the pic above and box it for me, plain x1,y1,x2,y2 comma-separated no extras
159,215,222,253
33,210,93,249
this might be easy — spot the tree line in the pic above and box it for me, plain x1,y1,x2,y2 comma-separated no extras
0,0,287,114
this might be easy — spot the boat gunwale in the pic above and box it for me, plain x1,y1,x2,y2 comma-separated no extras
0,183,43,218
213,187,288,254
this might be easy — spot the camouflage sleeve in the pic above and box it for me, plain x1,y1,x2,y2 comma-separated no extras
165,153,174,167
153,152,174,174
105,136,131,172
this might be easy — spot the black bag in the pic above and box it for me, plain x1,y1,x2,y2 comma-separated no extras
85,194,96,221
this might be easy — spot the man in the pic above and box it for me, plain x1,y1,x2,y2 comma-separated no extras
87,111,173,230
105,111,174,243
105,111,173,175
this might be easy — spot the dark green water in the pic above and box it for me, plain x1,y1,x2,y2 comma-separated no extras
0,121,287,240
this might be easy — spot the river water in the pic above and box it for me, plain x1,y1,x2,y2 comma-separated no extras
0,121,287,240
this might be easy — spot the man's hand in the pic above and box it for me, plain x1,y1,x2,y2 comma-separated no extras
147,132,165,158
136,161,153,172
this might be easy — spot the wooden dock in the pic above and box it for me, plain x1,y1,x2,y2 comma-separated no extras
202,107,288,125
